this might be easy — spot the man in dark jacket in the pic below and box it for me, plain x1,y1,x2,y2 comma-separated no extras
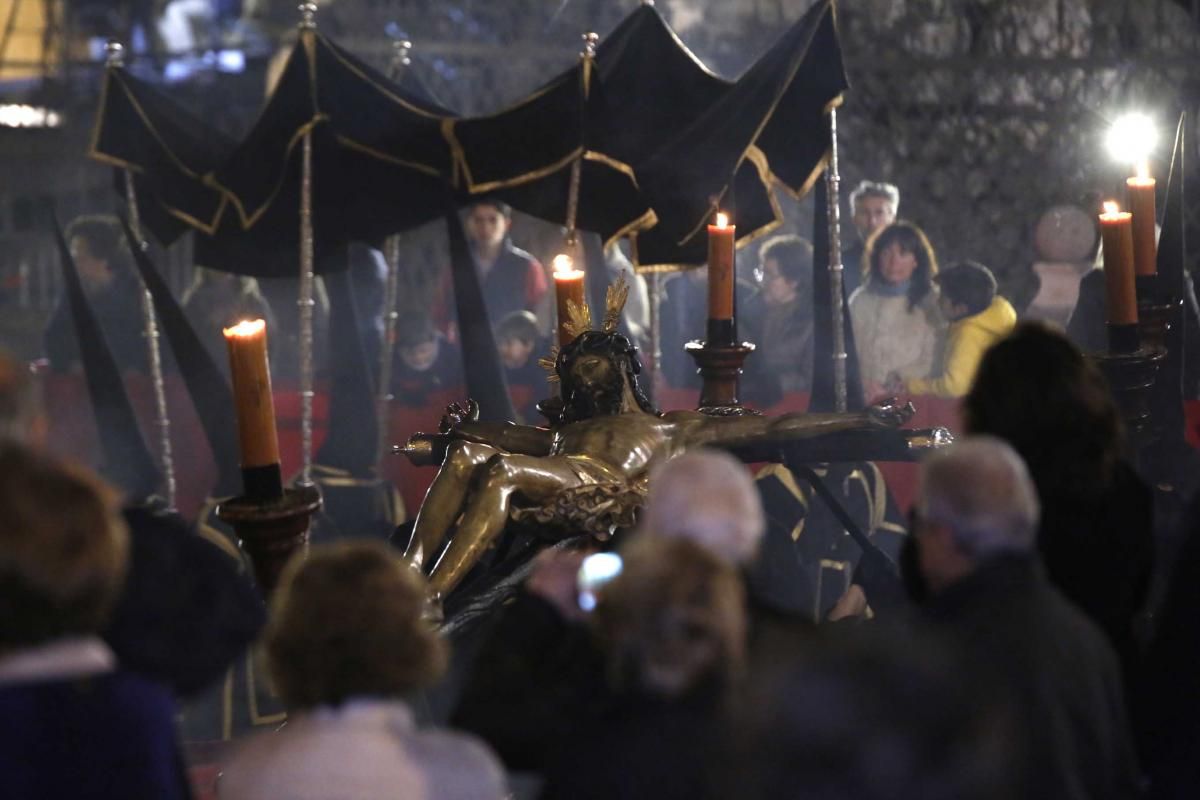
436,200,548,336
913,437,1141,800
44,216,148,374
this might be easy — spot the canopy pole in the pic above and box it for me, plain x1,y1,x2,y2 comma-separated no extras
298,3,318,484
649,270,662,400
564,31,598,253
377,235,401,468
108,40,177,509
825,107,848,412
375,39,412,469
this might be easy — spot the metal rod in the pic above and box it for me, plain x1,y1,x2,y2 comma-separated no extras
564,32,597,246
649,270,662,397
826,108,848,412
375,37,411,469
296,2,318,485
125,169,177,509
376,235,402,468
298,128,315,485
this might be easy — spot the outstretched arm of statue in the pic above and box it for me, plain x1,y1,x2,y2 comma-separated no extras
396,400,554,466
451,421,554,456
677,399,915,450
440,399,554,454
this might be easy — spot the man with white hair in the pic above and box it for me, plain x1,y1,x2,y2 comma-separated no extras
843,180,899,299
914,437,1140,800
640,448,765,566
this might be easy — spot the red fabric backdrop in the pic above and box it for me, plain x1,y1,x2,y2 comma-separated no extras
39,372,1200,522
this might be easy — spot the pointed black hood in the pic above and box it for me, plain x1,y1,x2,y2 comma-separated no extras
118,215,242,497
315,266,378,476
445,204,517,424
52,216,161,500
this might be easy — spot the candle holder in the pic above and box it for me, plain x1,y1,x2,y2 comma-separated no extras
1087,347,1165,445
1106,323,1140,355
217,483,322,595
685,338,759,415
1135,275,1179,353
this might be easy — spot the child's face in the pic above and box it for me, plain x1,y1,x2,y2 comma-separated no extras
499,336,534,369
401,339,439,371
938,294,970,321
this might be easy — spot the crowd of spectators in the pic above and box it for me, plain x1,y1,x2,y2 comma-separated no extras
5,312,1200,798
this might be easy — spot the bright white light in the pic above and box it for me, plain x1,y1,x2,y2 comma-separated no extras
576,552,623,612
1106,113,1158,166
0,105,63,129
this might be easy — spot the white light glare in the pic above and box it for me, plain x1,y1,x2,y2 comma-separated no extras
0,105,63,129
1106,113,1158,166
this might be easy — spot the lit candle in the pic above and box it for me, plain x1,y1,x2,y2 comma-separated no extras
552,253,586,348
223,319,282,496
1126,163,1157,277
1098,202,1138,328
707,212,735,322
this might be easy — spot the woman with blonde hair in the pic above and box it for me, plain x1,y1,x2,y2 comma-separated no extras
848,221,945,399
219,541,505,800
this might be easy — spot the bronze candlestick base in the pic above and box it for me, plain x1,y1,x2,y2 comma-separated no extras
685,339,759,415
217,484,322,594
1088,347,1165,445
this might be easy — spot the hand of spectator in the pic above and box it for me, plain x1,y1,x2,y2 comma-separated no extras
827,584,869,622
525,548,592,623
864,381,889,404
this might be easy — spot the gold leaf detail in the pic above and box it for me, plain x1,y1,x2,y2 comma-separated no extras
538,346,560,383
564,297,592,338
603,272,630,333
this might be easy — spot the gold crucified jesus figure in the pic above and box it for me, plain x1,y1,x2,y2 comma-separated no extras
398,279,918,601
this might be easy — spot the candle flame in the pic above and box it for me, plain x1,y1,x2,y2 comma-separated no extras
1102,201,1120,215
552,253,574,274
715,211,730,228
1135,161,1150,180
223,318,266,339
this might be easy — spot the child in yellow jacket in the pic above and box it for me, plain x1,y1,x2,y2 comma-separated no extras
892,261,1016,398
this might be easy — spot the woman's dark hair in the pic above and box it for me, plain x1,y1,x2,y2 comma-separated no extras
963,321,1124,499
863,221,938,310
554,329,658,424
65,215,132,275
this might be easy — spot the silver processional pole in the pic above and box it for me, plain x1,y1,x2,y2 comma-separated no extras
826,107,848,412
297,2,318,485
375,38,412,469
107,40,178,509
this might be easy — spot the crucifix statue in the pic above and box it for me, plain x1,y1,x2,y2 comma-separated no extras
398,277,919,601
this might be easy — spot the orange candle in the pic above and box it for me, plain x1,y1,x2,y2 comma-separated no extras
223,319,281,469
1126,164,1157,277
1098,202,1138,326
707,212,735,321
553,253,586,348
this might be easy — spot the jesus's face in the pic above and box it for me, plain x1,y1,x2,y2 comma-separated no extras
565,352,627,418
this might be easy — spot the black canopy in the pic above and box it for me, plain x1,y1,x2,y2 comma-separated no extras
197,30,457,276
634,0,847,268
89,66,234,244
